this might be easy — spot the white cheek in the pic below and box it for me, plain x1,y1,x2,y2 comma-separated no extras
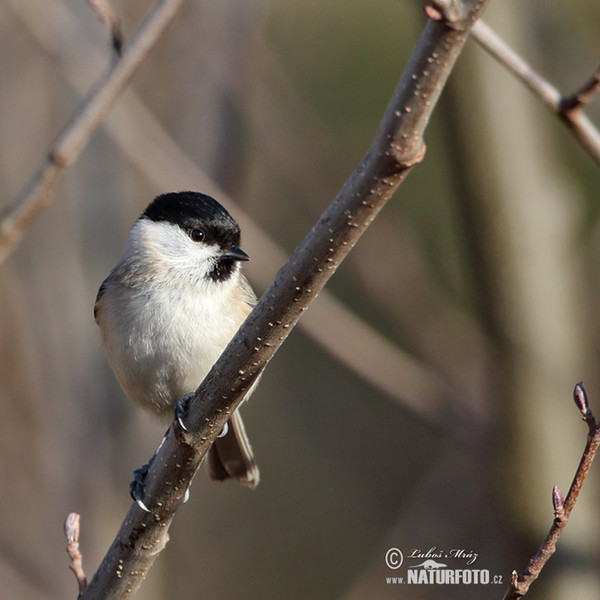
128,219,220,280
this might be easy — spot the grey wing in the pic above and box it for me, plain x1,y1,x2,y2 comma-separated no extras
93,278,110,324
240,274,257,309
94,262,125,323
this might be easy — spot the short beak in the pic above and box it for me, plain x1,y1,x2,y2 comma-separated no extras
222,246,250,262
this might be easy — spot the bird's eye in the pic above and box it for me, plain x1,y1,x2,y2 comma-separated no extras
189,228,205,242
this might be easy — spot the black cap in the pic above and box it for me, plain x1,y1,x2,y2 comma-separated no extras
144,191,236,230
143,191,242,249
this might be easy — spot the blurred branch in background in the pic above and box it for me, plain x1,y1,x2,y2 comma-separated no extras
472,19,600,165
0,0,189,264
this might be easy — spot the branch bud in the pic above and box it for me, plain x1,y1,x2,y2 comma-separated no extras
552,485,565,519
573,382,590,418
64,512,81,545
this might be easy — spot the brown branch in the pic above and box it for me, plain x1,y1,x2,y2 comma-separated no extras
78,2,492,598
471,20,600,166
0,0,189,265
503,383,600,599
64,513,88,595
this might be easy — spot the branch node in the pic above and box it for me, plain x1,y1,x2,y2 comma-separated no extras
425,0,469,29
507,569,521,595
559,65,600,116
49,148,69,170
88,0,124,56
424,5,444,21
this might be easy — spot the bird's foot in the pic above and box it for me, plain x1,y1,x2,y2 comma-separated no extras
130,459,153,513
174,393,228,439
174,393,194,432
129,433,168,513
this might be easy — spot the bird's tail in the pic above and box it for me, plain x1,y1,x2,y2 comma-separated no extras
207,409,259,487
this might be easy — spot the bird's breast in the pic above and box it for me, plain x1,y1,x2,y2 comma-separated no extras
100,282,247,417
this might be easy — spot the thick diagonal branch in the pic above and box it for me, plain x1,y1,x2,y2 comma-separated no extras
79,2,491,598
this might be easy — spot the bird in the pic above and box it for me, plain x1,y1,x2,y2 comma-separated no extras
94,191,259,493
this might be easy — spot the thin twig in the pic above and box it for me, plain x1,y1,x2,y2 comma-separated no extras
0,0,189,265
79,2,492,598
560,65,600,114
88,0,124,55
64,513,88,595
503,383,600,599
471,20,600,166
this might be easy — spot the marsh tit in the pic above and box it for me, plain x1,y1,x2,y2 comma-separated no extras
94,191,259,488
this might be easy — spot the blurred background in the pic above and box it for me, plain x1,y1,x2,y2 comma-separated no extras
1,0,600,598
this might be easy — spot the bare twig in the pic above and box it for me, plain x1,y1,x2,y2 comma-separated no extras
503,383,600,599
471,20,561,109
88,0,124,54
471,20,600,166
64,513,88,595
78,2,491,598
0,0,189,265
560,65,600,114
